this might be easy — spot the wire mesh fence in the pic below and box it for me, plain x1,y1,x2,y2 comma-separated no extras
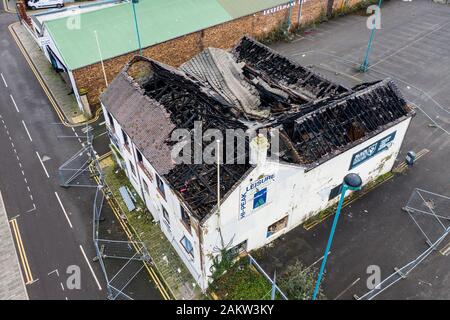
358,188,450,300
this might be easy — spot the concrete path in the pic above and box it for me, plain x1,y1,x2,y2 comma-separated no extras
0,191,28,300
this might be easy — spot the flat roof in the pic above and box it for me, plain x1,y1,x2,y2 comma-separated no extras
44,0,290,70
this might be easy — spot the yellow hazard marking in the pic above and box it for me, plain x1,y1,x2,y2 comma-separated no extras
9,219,34,284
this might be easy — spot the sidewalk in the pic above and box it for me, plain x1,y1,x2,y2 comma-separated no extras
3,0,15,13
11,22,88,124
100,156,202,300
0,192,28,300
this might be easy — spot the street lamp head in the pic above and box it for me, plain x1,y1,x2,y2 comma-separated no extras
343,173,362,191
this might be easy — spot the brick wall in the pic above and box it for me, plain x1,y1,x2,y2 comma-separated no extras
73,0,365,110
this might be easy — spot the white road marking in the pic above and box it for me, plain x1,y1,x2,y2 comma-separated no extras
0,73,7,87
22,120,33,142
54,192,73,229
60,282,65,291
35,151,50,178
47,269,59,277
26,204,36,213
334,277,361,300
10,94,19,113
96,131,107,138
79,245,102,291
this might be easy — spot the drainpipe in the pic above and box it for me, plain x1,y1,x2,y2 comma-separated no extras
297,0,304,26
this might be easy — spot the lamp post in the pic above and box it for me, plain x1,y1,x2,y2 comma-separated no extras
360,0,382,72
312,173,362,300
131,0,142,55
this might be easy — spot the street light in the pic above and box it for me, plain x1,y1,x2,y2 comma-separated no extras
131,0,142,55
312,173,362,300
360,0,382,72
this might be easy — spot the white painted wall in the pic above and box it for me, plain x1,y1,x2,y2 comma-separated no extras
101,104,205,287
200,117,412,288
103,98,412,291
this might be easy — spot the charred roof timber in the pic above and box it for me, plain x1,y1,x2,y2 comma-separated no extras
101,36,414,221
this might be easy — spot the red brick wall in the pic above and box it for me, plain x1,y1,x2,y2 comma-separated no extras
73,0,365,110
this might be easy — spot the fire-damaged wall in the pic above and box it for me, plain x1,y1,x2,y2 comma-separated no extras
73,0,366,110
201,117,412,289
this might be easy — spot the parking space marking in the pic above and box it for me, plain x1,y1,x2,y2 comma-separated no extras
1,73,7,87
439,241,450,256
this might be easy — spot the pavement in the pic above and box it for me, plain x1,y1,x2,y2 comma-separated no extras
256,0,450,300
0,0,162,299
0,191,28,299
11,22,89,124
2,0,14,13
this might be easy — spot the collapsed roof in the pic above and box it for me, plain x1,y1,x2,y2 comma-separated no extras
101,36,413,221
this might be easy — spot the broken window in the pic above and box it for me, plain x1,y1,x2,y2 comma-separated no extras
228,240,247,257
156,174,166,200
329,183,343,201
136,149,143,162
162,206,170,225
180,205,191,229
128,160,136,177
106,111,115,131
142,179,149,195
180,236,194,257
267,216,288,238
121,129,130,152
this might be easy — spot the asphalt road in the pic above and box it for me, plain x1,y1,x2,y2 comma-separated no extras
258,0,450,300
0,4,161,299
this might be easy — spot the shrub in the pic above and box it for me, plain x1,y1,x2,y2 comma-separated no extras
278,260,326,300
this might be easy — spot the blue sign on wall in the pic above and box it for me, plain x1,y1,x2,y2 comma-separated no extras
253,188,267,209
349,131,396,169
240,174,275,219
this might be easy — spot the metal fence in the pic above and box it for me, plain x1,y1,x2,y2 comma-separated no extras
358,188,450,300
248,253,288,300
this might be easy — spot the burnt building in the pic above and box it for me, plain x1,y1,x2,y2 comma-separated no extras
101,37,414,290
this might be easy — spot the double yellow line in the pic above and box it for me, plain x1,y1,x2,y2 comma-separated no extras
90,155,172,300
8,23,102,128
10,219,34,285
392,148,430,173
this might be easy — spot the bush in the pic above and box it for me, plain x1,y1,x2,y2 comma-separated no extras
278,260,325,300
